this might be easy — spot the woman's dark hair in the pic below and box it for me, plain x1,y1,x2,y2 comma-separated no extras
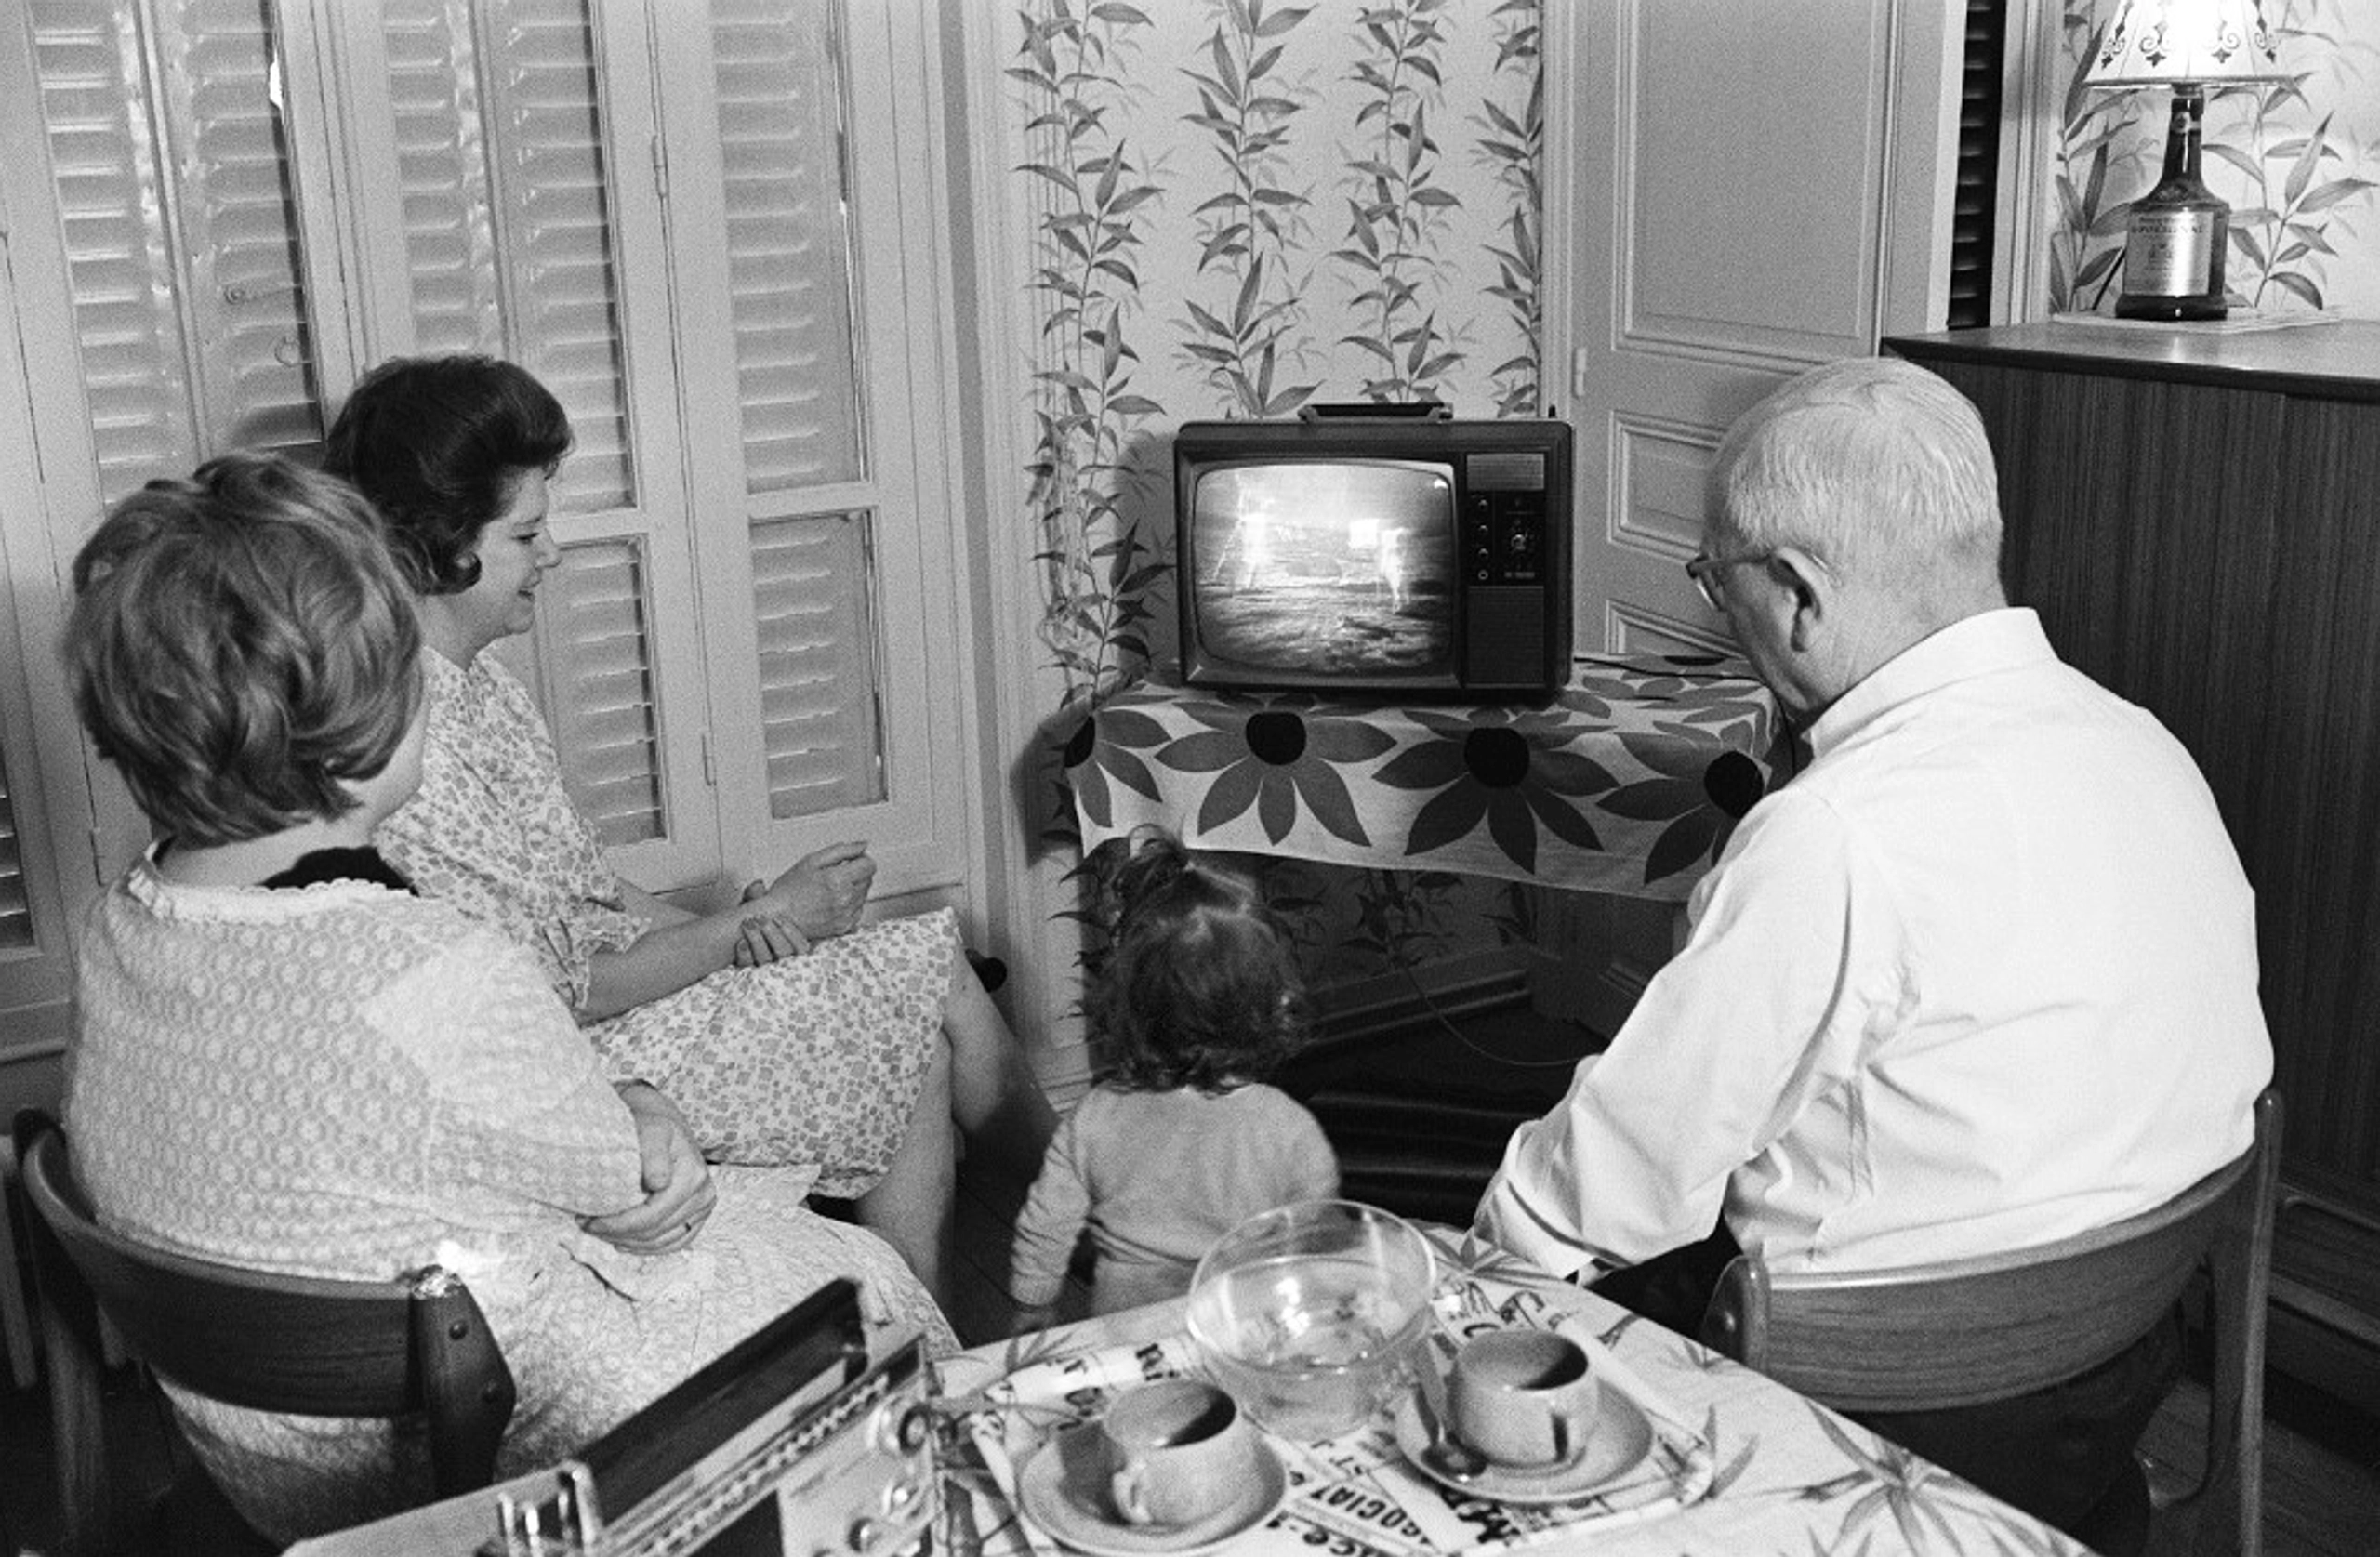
1089,829,1311,1093
321,354,571,596
63,451,422,848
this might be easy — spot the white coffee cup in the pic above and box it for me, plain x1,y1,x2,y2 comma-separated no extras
1094,1379,1262,1527
1446,1328,1601,1469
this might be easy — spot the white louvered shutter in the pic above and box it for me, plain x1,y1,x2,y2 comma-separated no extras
654,0,967,892
751,512,882,815
0,760,33,953
31,0,324,498
711,0,881,819
711,0,863,493
364,0,712,873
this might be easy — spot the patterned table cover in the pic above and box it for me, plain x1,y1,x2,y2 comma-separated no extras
1064,657,1786,902
932,1225,2090,1557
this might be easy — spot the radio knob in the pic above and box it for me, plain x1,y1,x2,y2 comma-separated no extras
846,1515,883,1551
872,1401,935,1455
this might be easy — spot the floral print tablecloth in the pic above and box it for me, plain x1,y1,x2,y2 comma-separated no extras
1064,657,1786,901
932,1226,2091,1557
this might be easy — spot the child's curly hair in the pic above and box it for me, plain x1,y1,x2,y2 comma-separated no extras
1089,828,1311,1093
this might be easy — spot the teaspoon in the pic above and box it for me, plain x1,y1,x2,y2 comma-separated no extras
1411,1354,1487,1482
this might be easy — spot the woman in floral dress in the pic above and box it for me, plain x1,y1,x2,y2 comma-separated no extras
61,453,953,1543
328,353,1054,1313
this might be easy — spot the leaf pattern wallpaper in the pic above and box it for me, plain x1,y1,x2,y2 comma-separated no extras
2050,0,2379,316
1010,0,1546,990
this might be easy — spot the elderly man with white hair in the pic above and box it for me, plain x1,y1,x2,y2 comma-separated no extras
1477,355,2271,1556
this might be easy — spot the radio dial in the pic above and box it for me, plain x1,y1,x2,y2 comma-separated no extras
873,1401,936,1456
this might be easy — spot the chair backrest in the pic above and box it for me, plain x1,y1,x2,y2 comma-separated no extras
1700,1086,2279,1557
13,1111,518,1513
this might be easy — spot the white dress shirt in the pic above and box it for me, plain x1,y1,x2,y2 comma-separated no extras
1479,608,2272,1280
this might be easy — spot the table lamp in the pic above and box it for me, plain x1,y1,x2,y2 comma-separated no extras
2082,0,2281,320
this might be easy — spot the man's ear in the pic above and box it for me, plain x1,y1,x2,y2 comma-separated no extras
1768,546,1830,652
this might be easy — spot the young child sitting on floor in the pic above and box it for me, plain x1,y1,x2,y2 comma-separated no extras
1007,829,1341,1323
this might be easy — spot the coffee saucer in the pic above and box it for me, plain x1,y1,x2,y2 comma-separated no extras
1392,1386,1656,1506
1015,1423,1289,1556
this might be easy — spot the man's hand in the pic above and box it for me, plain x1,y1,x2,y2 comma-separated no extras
583,1082,717,1256
753,841,874,942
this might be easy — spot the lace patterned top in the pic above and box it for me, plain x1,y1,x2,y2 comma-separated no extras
66,855,952,1544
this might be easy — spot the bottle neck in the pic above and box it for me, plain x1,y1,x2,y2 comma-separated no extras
2162,86,2205,181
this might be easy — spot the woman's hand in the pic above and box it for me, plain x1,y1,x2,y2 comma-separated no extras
732,908,812,968
582,1082,717,1255
752,841,875,942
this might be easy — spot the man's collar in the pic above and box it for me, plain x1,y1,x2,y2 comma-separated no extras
1805,607,2053,759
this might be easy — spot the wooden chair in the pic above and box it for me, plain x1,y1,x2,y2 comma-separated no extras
1700,1087,2280,1557
12,1110,518,1554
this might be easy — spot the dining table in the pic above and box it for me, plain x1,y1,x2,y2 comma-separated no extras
931,1221,2093,1557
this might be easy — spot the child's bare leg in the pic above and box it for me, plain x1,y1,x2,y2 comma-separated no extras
853,1037,957,1312
941,958,1058,1183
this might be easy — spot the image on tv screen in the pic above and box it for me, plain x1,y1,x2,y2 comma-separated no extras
1191,461,1455,675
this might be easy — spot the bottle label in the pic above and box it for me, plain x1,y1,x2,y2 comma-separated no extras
2129,209,2223,297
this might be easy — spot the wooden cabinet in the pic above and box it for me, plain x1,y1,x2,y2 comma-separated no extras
1886,321,2380,1406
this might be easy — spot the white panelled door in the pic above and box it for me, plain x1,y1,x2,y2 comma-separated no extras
1527,2,1962,1032
1547,1,1962,657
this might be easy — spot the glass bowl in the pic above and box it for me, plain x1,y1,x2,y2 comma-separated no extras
1183,1198,1438,1442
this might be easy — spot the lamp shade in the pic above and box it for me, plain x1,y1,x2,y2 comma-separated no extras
2084,0,2282,86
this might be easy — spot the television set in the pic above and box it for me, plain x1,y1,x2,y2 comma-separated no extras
1174,406,1573,698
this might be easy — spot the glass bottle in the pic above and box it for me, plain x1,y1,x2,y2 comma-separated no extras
2116,86,2229,321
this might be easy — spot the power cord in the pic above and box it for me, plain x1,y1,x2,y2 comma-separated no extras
1396,959,1594,1072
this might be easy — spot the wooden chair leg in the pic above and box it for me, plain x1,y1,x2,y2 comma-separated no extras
1,1163,39,1389
36,1281,117,1557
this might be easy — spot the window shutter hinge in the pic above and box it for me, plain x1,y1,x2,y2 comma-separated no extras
651,135,669,203
700,732,715,787
1571,345,1590,400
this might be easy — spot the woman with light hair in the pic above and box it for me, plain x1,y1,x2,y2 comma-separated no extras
61,451,951,1543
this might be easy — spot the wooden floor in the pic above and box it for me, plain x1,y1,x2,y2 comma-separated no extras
2138,1366,2380,1556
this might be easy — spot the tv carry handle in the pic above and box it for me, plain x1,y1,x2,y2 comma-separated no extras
1297,402,1453,421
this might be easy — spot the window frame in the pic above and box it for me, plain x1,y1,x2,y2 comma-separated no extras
0,0,985,1044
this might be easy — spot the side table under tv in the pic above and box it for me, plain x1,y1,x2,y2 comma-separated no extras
1064,656,1785,903
1887,318,2380,1413
1064,657,1791,1223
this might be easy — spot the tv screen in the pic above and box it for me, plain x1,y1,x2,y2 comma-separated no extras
1187,459,1457,678
1175,412,1571,697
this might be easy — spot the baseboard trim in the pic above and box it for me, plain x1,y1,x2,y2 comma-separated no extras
2268,1279,2380,1419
